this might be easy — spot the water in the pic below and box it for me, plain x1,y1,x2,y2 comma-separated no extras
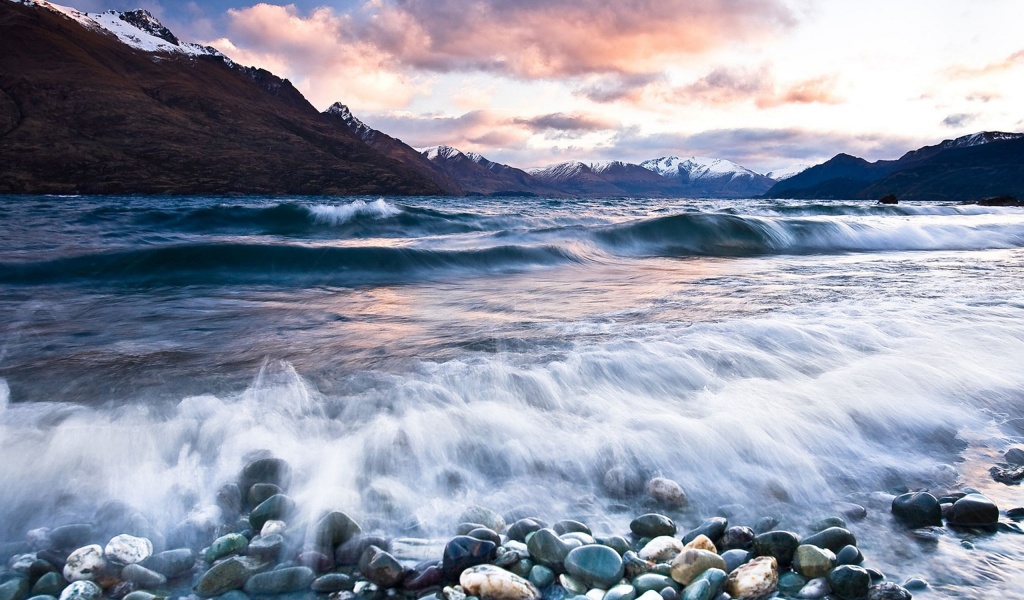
1,195,1024,595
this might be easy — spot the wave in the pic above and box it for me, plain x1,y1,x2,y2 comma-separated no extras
0,242,581,286
595,212,1024,257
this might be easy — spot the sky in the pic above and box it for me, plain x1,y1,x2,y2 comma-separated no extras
70,0,1024,173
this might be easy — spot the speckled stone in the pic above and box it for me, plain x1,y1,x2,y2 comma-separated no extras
460,565,540,600
724,556,778,600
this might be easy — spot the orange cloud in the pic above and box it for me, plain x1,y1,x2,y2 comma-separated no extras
949,49,1024,78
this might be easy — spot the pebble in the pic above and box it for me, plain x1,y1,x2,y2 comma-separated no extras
246,534,284,562
777,572,807,595
835,545,863,566
718,527,754,552
260,520,286,538
316,511,362,550
560,574,588,594
751,531,800,569
867,582,912,600
243,566,316,595
638,537,683,562
527,529,572,570
719,549,750,574
631,574,677,595
724,556,778,600
800,528,856,553
528,565,555,589
30,573,67,598
193,556,264,598
248,494,295,531
62,546,105,582
1006,447,1024,465
603,584,636,600
792,545,835,579
48,526,94,552
205,534,248,563
246,483,282,508
682,535,716,554
629,515,676,539
359,546,405,589
238,457,291,497
460,565,541,600
668,550,726,586
458,507,506,534
553,520,592,536
682,519,727,546
58,582,100,600
443,536,498,582
680,569,725,600
105,534,153,565
142,548,196,578
826,565,870,600
947,493,999,527
564,545,625,589
0,579,28,600
891,492,942,529
508,519,546,543
120,564,167,588
796,578,830,599
646,478,687,509
311,573,355,593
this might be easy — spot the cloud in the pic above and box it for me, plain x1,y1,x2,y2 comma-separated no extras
950,49,1024,78
513,113,616,133
941,113,978,128
216,0,796,91
358,110,532,151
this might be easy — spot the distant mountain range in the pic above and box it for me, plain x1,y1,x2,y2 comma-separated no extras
765,132,1024,201
2,0,1023,200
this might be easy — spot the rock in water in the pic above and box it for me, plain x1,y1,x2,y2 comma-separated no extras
63,546,105,582
990,464,1024,485
867,582,913,600
564,545,624,589
315,512,362,550
460,565,541,600
58,582,101,600
526,529,572,570
359,546,405,588
458,507,506,533
681,568,726,600
248,494,295,531
682,518,728,545
792,545,834,579
724,556,778,600
0,579,28,600
646,478,687,508
31,573,67,598
1007,447,1024,465
800,528,856,553
507,518,546,542
442,536,497,582
120,564,167,588
142,548,196,578
668,550,726,585
752,531,800,569
683,535,717,554
638,537,683,562
891,492,941,528
947,493,999,527
205,534,248,562
719,527,755,552
239,457,291,496
630,515,676,538
105,535,153,565
826,565,870,600
243,566,316,595
193,556,264,598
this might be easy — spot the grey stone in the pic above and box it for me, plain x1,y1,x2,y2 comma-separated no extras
248,495,295,531
121,564,167,588
30,573,67,598
194,556,265,598
242,566,316,595
310,573,354,593
629,515,676,539
142,549,196,578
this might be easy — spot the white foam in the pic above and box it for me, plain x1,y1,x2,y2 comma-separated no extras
307,199,401,225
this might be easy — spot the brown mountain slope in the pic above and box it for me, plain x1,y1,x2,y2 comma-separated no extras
0,2,445,195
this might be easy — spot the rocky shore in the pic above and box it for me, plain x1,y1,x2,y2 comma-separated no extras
2,454,1023,600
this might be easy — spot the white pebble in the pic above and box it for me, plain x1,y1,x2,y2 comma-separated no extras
105,534,154,564
261,520,286,537
63,545,106,582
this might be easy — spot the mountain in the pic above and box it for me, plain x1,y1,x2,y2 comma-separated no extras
324,103,464,194
766,132,1024,200
418,145,554,196
765,165,809,181
0,0,444,195
639,156,776,197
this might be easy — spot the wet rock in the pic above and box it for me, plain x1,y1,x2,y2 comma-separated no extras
629,515,676,539
508,519,546,543
243,566,315,595
105,535,153,565
62,546,105,582
1007,448,1024,465
527,529,572,571
835,545,863,566
867,582,912,600
720,550,750,574
891,492,941,529
718,527,754,552
359,546,405,589
604,467,646,499
194,556,265,598
239,458,291,497
753,517,778,535
621,552,656,579
553,521,591,536
316,512,362,551
559,573,587,594
259,521,285,538
751,531,800,569
30,573,67,598
564,545,624,589
58,582,100,600
246,534,284,562
801,528,856,554
902,577,928,591
297,550,333,574
217,484,243,518
668,550,726,586
638,537,682,562
645,478,687,509
682,535,716,554
142,548,196,578
206,534,248,563
246,484,282,509
796,578,830,599
826,565,870,600
122,593,159,600
468,528,501,546
680,568,725,600
333,536,383,566
724,556,778,600
0,579,29,600
792,545,835,579
48,527,94,553
248,495,295,531
404,565,443,591
528,565,554,589
947,493,999,527
311,573,354,593
631,574,678,595
597,536,630,557
458,507,506,534
603,584,636,600
682,519,727,546
459,565,541,600
834,503,868,522
120,564,167,588
777,572,807,596
443,536,498,582
989,464,1024,485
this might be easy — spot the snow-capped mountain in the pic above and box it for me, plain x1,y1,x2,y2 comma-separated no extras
639,156,776,197
417,145,547,195
765,165,810,181
9,0,221,56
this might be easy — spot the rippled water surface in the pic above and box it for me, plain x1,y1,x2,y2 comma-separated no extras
1,195,1024,596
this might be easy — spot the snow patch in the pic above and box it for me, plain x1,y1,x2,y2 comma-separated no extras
640,156,763,181
765,165,810,181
